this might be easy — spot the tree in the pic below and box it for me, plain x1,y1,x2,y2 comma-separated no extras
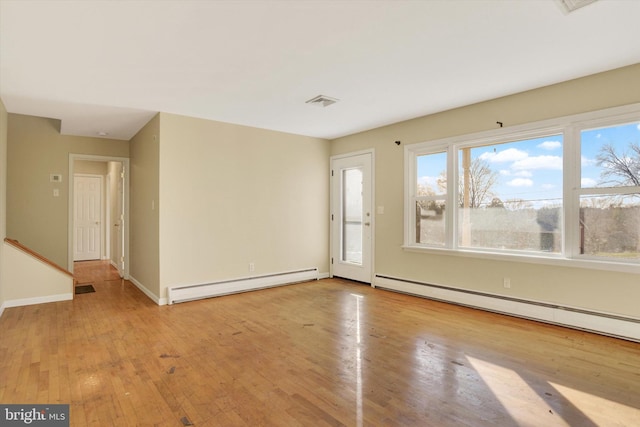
503,199,533,210
459,157,499,208
489,197,504,208
596,141,640,186
416,182,445,217
418,157,498,208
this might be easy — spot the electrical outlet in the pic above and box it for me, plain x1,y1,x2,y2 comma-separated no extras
249,262,255,272
503,277,511,289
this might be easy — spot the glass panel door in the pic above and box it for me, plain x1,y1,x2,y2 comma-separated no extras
331,152,373,283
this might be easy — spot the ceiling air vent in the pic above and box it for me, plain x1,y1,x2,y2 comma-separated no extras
305,95,339,108
557,0,598,13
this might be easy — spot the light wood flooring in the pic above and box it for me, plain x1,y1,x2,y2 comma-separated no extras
0,260,639,426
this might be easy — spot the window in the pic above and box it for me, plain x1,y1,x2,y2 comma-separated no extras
414,151,447,246
404,104,640,269
578,122,640,260
457,135,563,253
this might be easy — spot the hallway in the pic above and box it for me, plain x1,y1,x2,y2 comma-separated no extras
74,260,122,286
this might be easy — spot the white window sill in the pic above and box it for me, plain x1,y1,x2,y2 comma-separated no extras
402,245,640,274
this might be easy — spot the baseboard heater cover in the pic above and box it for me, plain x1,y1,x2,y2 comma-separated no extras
168,268,319,305
374,275,640,343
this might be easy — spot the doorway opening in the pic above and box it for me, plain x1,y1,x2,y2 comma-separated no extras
69,154,130,280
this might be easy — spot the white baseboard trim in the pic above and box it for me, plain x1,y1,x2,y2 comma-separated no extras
2,293,74,310
318,271,330,280
374,275,640,343
129,275,167,306
0,302,5,318
168,268,319,305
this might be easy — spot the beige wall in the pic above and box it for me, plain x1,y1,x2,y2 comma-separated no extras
331,63,640,318
129,114,160,297
1,242,73,302
0,99,7,310
75,160,108,175
7,114,129,268
158,113,330,300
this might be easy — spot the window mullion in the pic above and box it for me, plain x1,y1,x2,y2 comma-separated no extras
448,144,457,249
564,126,579,259
577,186,640,196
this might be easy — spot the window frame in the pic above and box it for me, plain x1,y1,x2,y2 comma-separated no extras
407,142,451,247
403,103,640,274
571,115,640,262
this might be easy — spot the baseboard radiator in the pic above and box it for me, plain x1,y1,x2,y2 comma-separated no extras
168,268,319,305
374,275,640,343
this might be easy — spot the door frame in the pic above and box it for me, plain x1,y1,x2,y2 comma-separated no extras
113,162,126,277
329,149,375,284
105,171,112,262
68,154,130,279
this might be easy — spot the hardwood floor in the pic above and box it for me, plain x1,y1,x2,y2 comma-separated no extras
73,260,122,284
1,261,639,426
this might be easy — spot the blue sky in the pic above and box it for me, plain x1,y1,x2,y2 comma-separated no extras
581,122,640,188
417,121,640,208
473,134,564,207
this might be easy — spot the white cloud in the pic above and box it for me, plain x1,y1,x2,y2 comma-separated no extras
500,169,533,177
418,175,437,187
637,123,640,131
507,178,534,187
479,148,528,163
512,155,562,171
537,140,562,151
541,183,556,190
582,156,596,167
418,175,446,193
581,177,598,187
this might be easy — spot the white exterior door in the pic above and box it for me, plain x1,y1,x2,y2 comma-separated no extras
74,175,102,261
331,152,373,283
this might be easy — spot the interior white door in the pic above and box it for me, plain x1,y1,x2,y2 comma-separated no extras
74,175,102,261
331,152,373,283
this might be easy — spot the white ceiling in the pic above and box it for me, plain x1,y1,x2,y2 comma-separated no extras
1,0,639,141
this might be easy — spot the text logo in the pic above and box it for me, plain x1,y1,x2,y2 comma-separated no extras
0,405,69,426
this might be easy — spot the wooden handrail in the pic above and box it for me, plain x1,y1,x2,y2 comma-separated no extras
4,238,74,278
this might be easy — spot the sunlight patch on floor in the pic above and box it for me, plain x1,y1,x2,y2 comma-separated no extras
466,356,571,426
548,381,639,426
